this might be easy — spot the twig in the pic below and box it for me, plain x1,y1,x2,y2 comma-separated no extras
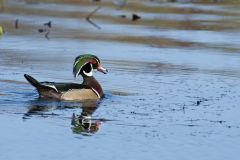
45,30,50,40
86,6,101,30
15,19,19,29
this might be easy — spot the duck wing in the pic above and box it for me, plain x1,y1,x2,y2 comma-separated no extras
24,74,90,99
40,82,90,92
40,82,99,100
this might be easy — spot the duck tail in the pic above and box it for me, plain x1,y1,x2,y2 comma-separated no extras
24,74,60,99
24,74,41,89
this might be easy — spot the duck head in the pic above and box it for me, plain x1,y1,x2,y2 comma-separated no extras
73,54,108,78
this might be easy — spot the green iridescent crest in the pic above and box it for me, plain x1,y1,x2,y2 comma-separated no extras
73,54,100,77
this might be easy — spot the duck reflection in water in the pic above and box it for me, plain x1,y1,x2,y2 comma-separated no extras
24,100,102,135
71,103,102,135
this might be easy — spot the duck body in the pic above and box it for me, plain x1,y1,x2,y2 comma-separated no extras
24,54,107,101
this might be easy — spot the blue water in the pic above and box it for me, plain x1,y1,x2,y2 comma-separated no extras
0,0,240,160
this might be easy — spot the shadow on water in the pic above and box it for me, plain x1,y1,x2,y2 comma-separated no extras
23,99,104,136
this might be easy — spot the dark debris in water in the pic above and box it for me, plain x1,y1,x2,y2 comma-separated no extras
209,120,226,124
23,112,60,119
130,111,149,116
38,28,46,33
132,14,141,21
120,15,127,18
37,20,52,39
185,124,199,127
15,19,19,29
118,14,141,21
195,98,209,106
44,21,52,28
38,28,50,39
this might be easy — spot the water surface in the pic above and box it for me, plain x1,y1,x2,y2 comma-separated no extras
0,0,240,160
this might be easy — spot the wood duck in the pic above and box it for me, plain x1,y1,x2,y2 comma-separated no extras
24,54,108,101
